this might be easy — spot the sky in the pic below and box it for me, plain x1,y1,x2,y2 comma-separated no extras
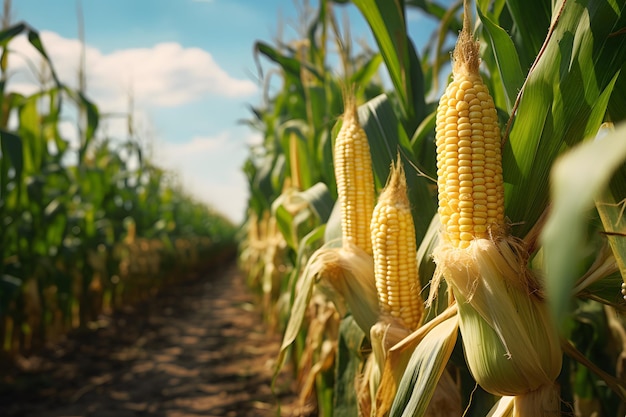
7,0,441,225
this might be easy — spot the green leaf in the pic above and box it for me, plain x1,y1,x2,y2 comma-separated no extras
477,4,525,111
274,225,326,375
0,274,22,315
352,0,415,120
503,0,626,239
358,94,437,242
18,94,44,174
390,315,459,417
0,130,23,198
280,120,315,190
333,316,367,416
254,41,322,82
349,52,383,87
254,41,301,79
299,182,334,223
504,0,551,68
541,121,626,332
324,200,342,244
0,23,62,85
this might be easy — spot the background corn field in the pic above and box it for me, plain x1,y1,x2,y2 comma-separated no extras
239,0,626,416
0,22,237,358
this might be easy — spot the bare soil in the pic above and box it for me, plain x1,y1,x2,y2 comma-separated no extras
0,263,305,417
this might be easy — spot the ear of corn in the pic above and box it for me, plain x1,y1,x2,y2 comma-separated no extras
435,19,504,249
334,93,376,254
433,4,562,416
365,157,453,417
371,157,424,331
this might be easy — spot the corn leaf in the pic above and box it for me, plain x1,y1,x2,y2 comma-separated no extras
350,52,383,87
271,183,332,250
476,4,525,111
334,316,367,416
596,207,626,298
275,225,327,374
503,0,626,239
280,120,314,190
0,22,62,86
254,41,322,81
352,0,425,122
608,63,626,122
503,0,551,68
541,121,626,331
410,106,438,180
299,182,334,223
358,94,437,242
0,130,23,199
324,201,342,244
390,314,459,417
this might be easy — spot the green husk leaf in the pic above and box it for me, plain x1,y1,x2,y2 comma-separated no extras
389,314,459,417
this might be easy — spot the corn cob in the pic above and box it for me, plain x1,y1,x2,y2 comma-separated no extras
300,91,379,337
435,16,504,249
334,94,376,254
432,4,562,416
371,157,423,331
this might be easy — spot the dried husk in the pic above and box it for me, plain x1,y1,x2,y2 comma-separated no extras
310,242,380,335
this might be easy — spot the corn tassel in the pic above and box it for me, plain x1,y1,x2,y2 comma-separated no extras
432,3,562,416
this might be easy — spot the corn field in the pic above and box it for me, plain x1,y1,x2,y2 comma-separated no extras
239,0,626,416
0,23,237,358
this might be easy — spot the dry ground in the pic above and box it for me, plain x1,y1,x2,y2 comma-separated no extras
0,263,307,417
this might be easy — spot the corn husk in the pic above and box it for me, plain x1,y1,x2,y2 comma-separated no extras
433,237,562,415
310,242,380,335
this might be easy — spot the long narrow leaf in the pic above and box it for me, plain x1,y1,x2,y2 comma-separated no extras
503,0,626,239
390,314,459,417
352,0,415,120
358,94,437,242
477,5,525,111
541,121,626,331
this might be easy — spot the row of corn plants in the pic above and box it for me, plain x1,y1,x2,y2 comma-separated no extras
240,0,626,415
0,22,237,358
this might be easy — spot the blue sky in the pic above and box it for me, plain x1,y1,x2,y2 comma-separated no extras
9,0,442,224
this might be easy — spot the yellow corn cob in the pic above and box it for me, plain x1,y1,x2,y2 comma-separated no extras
435,24,504,249
334,94,375,254
432,4,562,416
371,158,423,331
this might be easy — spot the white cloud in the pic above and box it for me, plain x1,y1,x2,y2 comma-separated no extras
4,30,258,223
6,31,257,111
154,131,255,224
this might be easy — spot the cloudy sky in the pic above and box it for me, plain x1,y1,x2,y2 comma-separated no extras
8,0,438,224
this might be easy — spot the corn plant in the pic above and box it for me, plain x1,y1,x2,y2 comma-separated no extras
242,0,626,415
0,21,237,358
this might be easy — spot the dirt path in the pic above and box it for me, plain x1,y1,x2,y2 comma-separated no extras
0,263,302,417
